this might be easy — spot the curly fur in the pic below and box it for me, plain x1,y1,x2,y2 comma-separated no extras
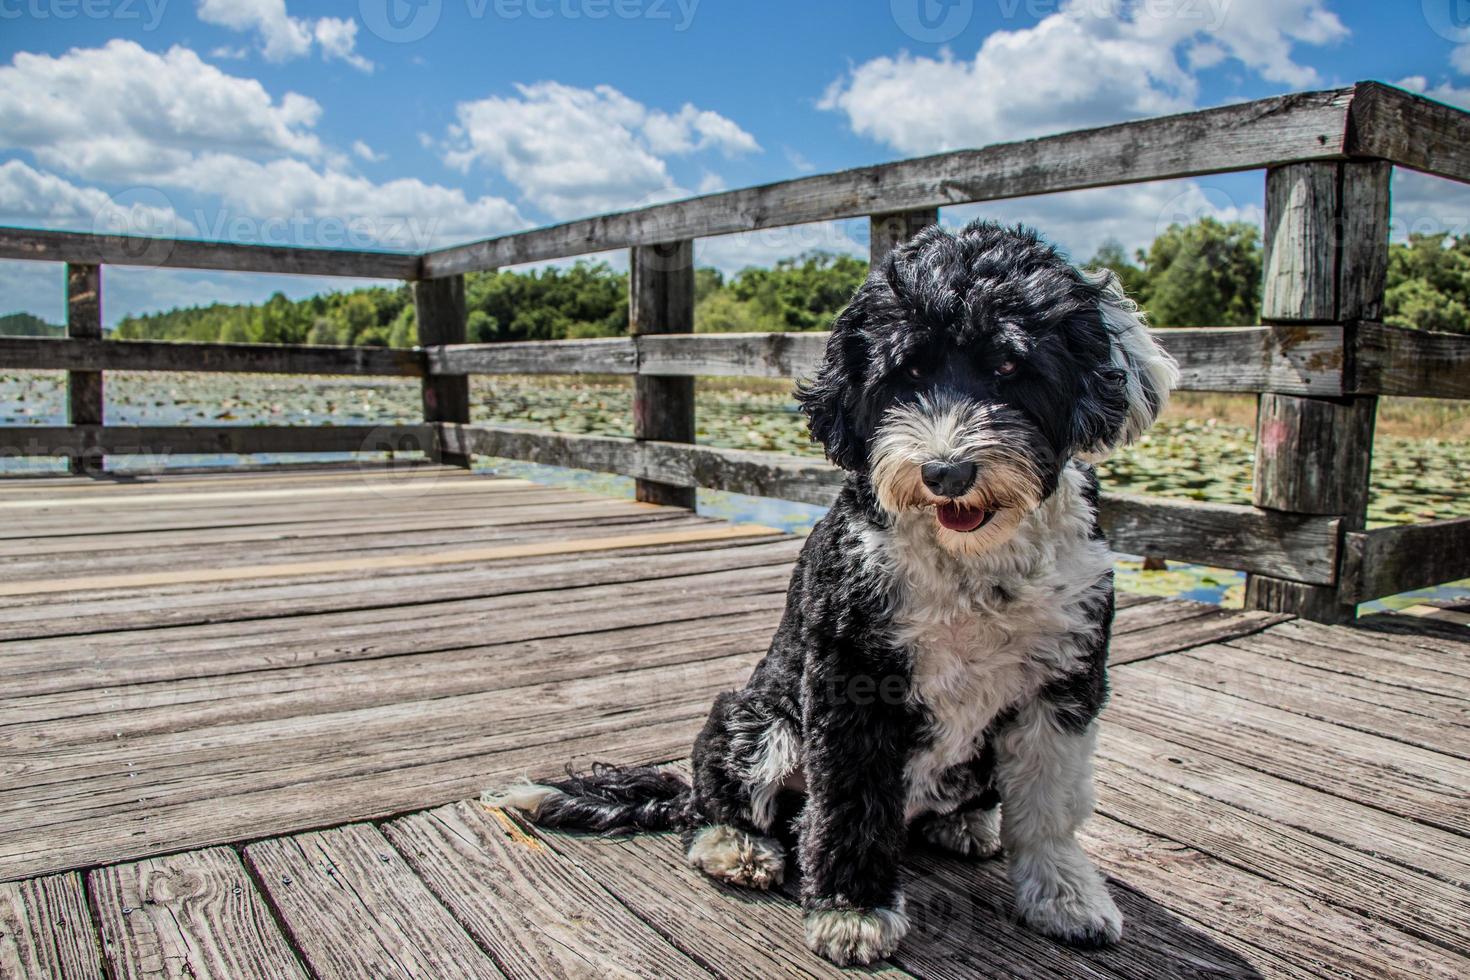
490,221,1175,965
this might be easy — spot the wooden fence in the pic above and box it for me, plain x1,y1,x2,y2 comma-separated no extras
2,81,1468,623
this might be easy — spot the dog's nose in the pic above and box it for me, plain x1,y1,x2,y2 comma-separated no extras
921,460,977,498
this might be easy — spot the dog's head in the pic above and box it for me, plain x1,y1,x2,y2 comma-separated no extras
797,221,1178,553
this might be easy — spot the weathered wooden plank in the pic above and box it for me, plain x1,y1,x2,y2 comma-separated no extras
0,225,420,279
1108,667,1470,834
1092,740,1470,957
1348,80,1470,184
88,847,306,980
0,708,704,882
1355,321,1470,400
385,802,712,979
630,239,697,507
1342,517,1470,604
0,539,795,645
1099,491,1339,584
1,424,436,458
1261,163,1339,322
0,336,423,376
0,873,102,979
518,814,913,979
1227,626,1470,703
869,208,937,267
1097,720,1470,889
0,612,777,749
427,337,636,375
1107,607,1291,664
0,524,779,597
65,263,104,475
244,825,503,980
414,274,471,467
1080,815,1470,980
632,326,1350,394
422,87,1356,276
0,475,529,512
1141,646,1469,758
439,423,846,506
634,331,827,380
1253,392,1377,518
1248,159,1389,622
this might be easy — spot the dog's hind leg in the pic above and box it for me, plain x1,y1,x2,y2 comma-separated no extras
684,691,793,890
917,797,1002,859
994,701,1121,947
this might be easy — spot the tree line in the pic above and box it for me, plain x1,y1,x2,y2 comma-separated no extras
5,221,1467,343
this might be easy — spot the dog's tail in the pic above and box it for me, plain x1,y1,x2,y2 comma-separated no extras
484,763,695,833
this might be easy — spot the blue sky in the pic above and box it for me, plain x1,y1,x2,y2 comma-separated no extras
1,0,1466,325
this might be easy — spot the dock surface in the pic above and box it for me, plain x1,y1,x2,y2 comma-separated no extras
2,465,1467,979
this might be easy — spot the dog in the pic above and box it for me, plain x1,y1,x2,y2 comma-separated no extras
489,220,1178,966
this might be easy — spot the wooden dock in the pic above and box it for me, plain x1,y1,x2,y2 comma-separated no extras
1,464,1467,978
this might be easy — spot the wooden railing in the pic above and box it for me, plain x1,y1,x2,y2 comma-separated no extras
2,80,1468,623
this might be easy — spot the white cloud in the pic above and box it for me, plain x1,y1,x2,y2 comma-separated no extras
0,160,191,236
1456,45,1470,76
352,140,385,163
445,82,758,219
196,0,373,71
166,155,526,249
312,17,373,73
1394,75,1470,111
821,0,1347,155
0,41,324,184
698,220,868,277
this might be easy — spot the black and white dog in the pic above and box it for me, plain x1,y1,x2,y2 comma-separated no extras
490,221,1178,965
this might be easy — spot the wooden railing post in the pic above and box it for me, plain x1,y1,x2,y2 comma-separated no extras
65,263,103,475
629,240,696,508
1246,160,1391,622
413,274,471,467
869,209,938,268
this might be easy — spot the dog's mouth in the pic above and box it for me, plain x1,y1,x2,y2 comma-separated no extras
935,502,994,533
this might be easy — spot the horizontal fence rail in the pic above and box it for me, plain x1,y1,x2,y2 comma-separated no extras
7,321,1465,398
1,80,1468,621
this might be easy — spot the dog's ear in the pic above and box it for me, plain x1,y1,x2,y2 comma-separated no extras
1073,270,1179,462
797,300,871,472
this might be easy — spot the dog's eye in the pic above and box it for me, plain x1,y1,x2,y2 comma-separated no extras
995,359,1019,377
905,365,924,381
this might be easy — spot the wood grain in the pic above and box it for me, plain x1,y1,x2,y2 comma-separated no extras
0,335,423,376
244,824,504,980
385,802,712,979
0,225,419,279
0,873,102,979
2,424,436,459
88,848,305,980
65,263,103,475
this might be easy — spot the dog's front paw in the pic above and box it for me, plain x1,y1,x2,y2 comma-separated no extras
803,901,908,966
1017,874,1122,948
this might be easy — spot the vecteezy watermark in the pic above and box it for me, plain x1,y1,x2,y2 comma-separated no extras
189,209,443,253
891,0,973,43
0,0,168,29
91,186,180,268
359,0,700,43
1423,0,1470,44
991,0,1228,29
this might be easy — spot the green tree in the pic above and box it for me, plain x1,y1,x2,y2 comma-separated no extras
389,305,418,347
306,318,341,346
1138,218,1262,328
1385,233,1470,334
1085,239,1148,299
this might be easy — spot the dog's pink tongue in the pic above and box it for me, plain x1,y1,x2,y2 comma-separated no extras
937,503,990,532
